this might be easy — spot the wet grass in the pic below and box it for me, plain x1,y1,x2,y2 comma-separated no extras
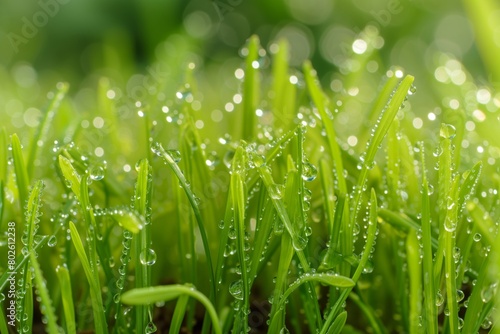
0,33,499,334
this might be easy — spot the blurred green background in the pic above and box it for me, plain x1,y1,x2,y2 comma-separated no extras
1,0,499,170
0,0,493,84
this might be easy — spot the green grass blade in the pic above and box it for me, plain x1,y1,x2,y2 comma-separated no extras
69,221,108,334
326,311,347,334
359,75,400,146
321,189,379,334
419,143,438,334
462,254,492,333
268,156,301,333
121,284,222,334
247,185,274,282
30,251,59,333
443,176,460,334
303,60,347,195
0,181,4,227
406,229,422,334
107,207,144,234
58,155,81,201
349,293,387,334
11,133,30,209
133,158,153,333
457,161,482,218
230,146,249,333
27,82,69,178
56,265,76,334
351,75,414,226
170,295,189,334
386,120,401,210
270,272,354,331
256,162,306,252
0,303,8,334
152,142,215,298
18,180,44,333
242,35,260,140
0,236,48,291
0,128,7,184
463,0,500,82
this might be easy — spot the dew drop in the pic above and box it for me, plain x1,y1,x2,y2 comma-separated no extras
145,321,157,333
436,290,444,306
269,184,284,200
440,124,456,140
302,162,318,182
90,165,105,181
167,150,181,163
481,282,497,303
139,248,157,266
47,236,57,247
229,280,244,300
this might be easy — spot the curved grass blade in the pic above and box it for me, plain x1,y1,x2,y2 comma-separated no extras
11,133,30,209
351,75,414,227
69,221,108,334
359,75,400,145
246,126,298,189
326,311,347,334
321,189,379,334
242,35,260,140
27,82,69,178
152,142,215,299
121,284,222,334
56,265,76,334
303,60,347,195
269,273,354,331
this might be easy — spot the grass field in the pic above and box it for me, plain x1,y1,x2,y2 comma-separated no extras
1,1,500,333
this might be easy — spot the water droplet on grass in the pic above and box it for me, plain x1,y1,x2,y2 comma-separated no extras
302,162,317,181
440,124,456,139
229,280,244,300
167,150,181,163
90,165,105,181
481,282,497,303
47,236,57,247
269,184,284,199
145,322,157,333
140,249,157,266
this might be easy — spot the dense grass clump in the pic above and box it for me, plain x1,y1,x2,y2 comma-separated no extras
0,33,499,334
